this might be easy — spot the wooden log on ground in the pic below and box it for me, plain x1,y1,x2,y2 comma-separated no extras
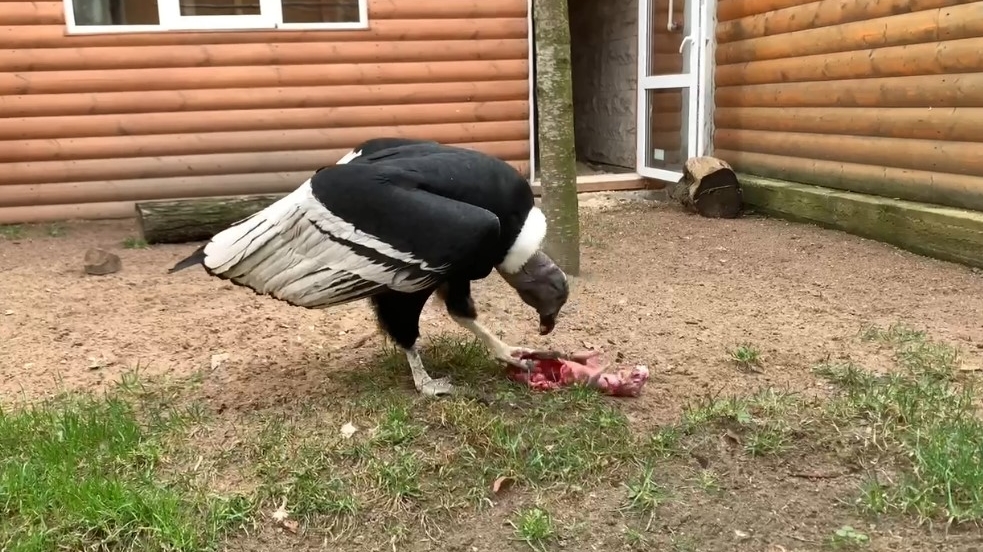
739,175,983,269
668,156,743,218
136,195,286,244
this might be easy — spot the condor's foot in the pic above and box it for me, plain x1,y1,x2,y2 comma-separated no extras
404,347,455,398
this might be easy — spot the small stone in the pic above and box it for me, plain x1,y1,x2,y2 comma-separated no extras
83,248,122,275
210,353,230,370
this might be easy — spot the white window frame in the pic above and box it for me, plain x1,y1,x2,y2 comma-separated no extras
635,0,712,183
63,0,369,34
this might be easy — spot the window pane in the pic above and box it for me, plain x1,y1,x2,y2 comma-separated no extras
280,0,360,24
180,0,261,16
645,88,689,172
647,0,692,76
74,0,160,25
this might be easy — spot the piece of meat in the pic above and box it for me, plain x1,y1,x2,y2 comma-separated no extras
505,350,649,397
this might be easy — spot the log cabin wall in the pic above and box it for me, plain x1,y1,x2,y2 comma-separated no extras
0,0,531,223
712,0,983,212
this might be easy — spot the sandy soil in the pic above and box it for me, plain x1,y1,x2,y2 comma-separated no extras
2,192,983,550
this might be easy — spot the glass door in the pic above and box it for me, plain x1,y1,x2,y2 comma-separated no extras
636,0,709,182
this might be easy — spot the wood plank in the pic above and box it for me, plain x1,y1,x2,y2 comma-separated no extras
716,3,983,64
714,107,983,142
0,17,529,49
714,149,983,212
715,73,983,108
715,37,983,86
0,80,530,118
715,128,983,177
716,0,814,22
0,1,64,25
738,175,983,269
0,140,529,186
0,59,529,94
0,119,530,163
0,39,529,72
716,0,963,43
0,100,530,141
0,174,646,225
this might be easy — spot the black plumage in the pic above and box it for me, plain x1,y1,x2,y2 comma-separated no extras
169,139,569,396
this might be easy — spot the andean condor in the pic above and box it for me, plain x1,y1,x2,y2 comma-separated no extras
168,138,570,397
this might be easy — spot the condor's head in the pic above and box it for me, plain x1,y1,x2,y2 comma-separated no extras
497,250,570,335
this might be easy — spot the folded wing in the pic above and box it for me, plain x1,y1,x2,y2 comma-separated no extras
198,163,502,309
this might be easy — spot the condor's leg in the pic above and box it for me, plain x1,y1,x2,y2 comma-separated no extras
370,288,453,397
436,280,534,368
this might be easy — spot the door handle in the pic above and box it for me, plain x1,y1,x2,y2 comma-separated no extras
678,35,693,53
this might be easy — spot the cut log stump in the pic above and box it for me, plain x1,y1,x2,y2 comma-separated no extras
668,156,744,218
135,194,285,244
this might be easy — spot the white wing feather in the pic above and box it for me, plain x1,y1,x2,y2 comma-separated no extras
200,179,446,308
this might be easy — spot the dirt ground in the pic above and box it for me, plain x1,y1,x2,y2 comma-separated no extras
2,192,983,550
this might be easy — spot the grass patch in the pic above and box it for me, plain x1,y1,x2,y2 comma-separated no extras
729,342,762,372
122,236,149,249
0,381,253,552
0,224,25,240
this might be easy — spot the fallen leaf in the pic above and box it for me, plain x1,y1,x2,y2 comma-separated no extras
491,476,514,494
340,422,358,439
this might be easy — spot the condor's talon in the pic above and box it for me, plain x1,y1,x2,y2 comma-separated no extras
419,376,455,397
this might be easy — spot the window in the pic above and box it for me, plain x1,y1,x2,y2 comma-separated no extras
65,0,367,33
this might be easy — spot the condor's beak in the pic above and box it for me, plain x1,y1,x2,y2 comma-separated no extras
538,313,557,335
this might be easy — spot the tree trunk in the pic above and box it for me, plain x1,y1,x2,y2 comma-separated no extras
135,194,284,244
533,0,581,276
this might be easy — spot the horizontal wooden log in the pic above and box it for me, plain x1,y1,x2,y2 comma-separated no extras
716,0,814,22
714,149,983,212
0,140,529,187
715,73,983,108
0,39,528,72
0,1,63,25
738,175,983,269
715,129,983,178
716,3,983,64
3,0,528,26
0,201,136,224
0,155,535,208
137,195,291,245
0,119,530,163
716,0,963,43
715,37,983,86
0,174,652,225
714,107,983,142
2,172,317,207
0,18,528,49
0,80,529,118
0,59,529,95
0,100,529,141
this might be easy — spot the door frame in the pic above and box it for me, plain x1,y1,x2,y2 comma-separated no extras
635,0,715,183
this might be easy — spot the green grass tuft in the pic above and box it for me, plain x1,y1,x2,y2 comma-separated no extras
0,391,252,552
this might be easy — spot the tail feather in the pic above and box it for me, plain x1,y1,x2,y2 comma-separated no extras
167,244,207,274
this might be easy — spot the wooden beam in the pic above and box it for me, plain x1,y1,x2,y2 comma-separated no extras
739,174,983,269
